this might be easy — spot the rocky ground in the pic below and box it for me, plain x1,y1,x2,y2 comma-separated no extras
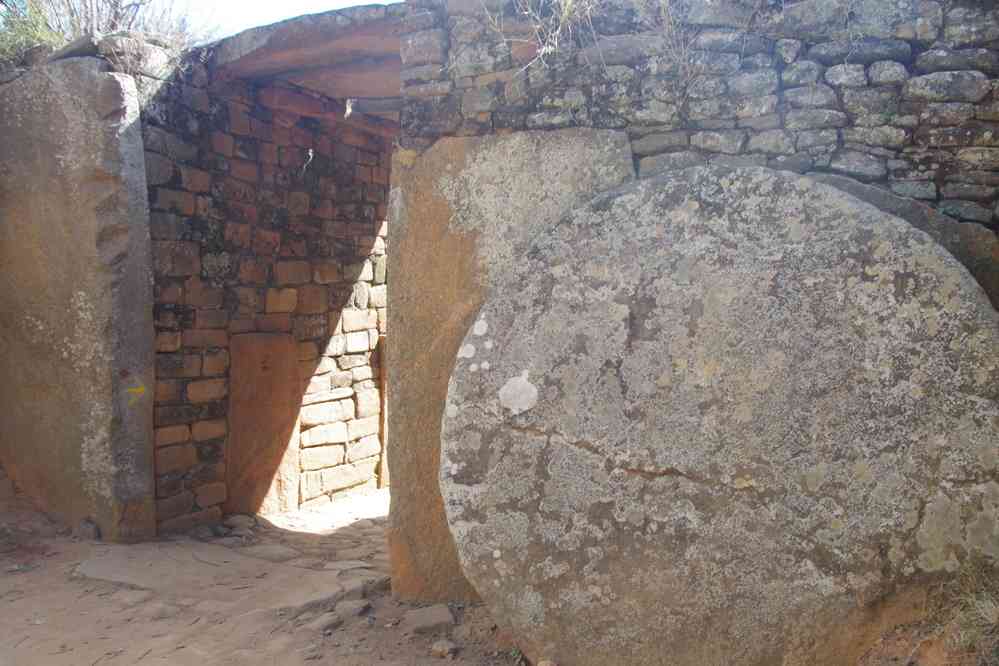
0,487,518,666
0,481,992,666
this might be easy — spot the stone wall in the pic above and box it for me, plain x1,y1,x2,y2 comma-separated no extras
139,48,390,531
399,0,999,228
390,0,999,601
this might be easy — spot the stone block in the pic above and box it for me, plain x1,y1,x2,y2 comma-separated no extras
939,199,994,223
829,150,888,179
203,350,229,376
264,287,298,312
187,379,227,403
325,335,346,357
194,482,227,509
192,419,227,442
182,330,228,349
782,60,823,87
825,64,867,87
348,435,381,463
904,71,991,103
346,331,370,353
401,30,447,66
341,308,371,333
313,261,341,284
154,241,201,277
301,422,349,447
915,48,999,77
155,425,190,448
156,491,195,521
156,445,197,475
784,109,848,130
156,354,202,379
301,445,346,471
868,60,910,86
638,151,706,177
943,6,999,47
275,261,312,285
156,331,181,353
784,83,839,109
355,389,381,419
348,416,379,441
747,130,795,155
301,400,353,428
806,38,910,65
296,285,329,315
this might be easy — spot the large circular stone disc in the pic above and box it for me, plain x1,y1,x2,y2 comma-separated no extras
439,167,999,666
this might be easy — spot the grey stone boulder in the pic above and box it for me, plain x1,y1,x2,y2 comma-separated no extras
806,38,911,65
440,166,999,666
903,71,992,103
915,47,999,77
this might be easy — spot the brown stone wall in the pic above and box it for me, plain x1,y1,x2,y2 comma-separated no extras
142,61,390,532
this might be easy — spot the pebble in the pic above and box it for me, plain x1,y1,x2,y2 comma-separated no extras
402,605,453,635
430,639,459,658
223,514,257,529
336,599,372,616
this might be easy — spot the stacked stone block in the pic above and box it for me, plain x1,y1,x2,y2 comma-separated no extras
399,0,999,230
141,54,390,531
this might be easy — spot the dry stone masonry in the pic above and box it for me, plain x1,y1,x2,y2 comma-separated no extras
399,0,999,228
143,50,391,531
439,165,999,666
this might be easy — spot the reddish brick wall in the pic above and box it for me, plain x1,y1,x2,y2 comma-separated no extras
141,64,390,532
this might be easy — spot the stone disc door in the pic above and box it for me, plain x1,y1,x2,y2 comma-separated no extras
226,333,301,515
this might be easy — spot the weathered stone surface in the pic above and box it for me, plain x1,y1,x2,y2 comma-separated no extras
806,38,911,65
903,71,992,103
0,58,155,541
440,167,999,666
782,60,824,86
784,83,839,109
227,334,301,515
868,60,909,85
638,150,706,177
760,0,941,43
944,5,999,47
915,48,999,76
389,129,634,602
825,63,867,87
812,173,999,309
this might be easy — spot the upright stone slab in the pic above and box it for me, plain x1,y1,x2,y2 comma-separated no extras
0,58,155,540
440,167,999,666
227,334,301,515
388,129,634,601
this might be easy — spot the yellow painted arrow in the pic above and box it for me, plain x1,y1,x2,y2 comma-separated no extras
127,381,146,406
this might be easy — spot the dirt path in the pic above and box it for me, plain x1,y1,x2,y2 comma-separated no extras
0,490,516,666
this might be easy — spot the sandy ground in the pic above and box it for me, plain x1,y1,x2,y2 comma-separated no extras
0,489,517,666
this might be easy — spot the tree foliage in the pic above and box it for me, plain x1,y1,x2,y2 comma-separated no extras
1,0,215,64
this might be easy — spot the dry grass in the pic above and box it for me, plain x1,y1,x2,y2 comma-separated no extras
947,560,999,665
